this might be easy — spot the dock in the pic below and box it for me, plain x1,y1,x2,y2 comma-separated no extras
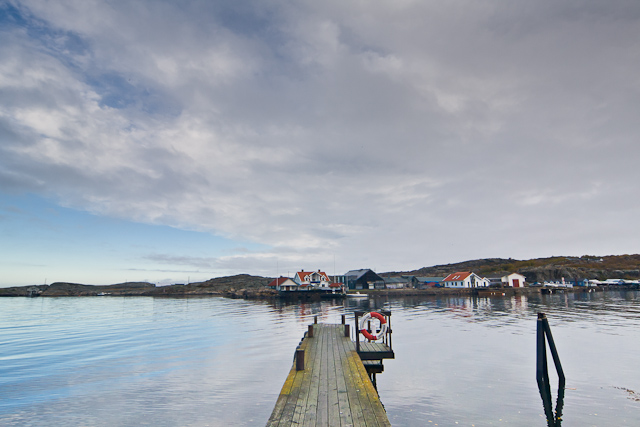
267,313,394,427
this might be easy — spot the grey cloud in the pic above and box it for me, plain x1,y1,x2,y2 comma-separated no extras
2,0,640,273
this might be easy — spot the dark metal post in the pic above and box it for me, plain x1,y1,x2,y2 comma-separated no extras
296,348,305,371
541,315,565,385
387,313,392,349
308,324,314,338
355,312,360,352
537,314,553,423
344,323,350,338
537,312,565,427
341,314,346,324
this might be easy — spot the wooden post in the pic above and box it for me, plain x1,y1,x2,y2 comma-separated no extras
341,314,346,324
296,348,305,371
344,323,350,338
308,324,314,338
314,315,318,324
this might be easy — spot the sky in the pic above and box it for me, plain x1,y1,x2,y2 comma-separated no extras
1,0,640,287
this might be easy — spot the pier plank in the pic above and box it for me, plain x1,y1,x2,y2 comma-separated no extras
336,331,367,426
267,323,391,427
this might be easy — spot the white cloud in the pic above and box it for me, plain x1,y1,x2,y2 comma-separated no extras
2,0,640,279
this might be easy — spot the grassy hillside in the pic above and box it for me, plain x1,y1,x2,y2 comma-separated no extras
385,254,640,283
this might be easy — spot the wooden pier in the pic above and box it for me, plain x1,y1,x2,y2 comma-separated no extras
267,314,394,427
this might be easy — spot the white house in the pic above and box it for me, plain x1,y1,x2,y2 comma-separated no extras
442,272,489,288
502,273,526,288
293,270,333,289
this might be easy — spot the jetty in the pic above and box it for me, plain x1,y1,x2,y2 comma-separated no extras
267,312,394,427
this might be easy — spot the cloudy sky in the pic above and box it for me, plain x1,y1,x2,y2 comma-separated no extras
1,0,639,286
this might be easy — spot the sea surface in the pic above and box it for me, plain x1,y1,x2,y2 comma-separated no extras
1,291,640,426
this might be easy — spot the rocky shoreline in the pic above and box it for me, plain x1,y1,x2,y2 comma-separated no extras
0,275,278,299
2,279,637,300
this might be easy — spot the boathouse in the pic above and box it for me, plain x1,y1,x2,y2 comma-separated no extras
502,273,526,287
416,276,445,288
267,277,299,291
442,271,489,288
344,269,385,290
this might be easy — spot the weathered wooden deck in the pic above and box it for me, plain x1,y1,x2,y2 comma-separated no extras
267,323,391,427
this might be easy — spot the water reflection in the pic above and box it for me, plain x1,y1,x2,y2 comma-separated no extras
539,382,565,427
1,291,640,426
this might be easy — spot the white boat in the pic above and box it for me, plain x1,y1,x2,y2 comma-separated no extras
347,292,368,298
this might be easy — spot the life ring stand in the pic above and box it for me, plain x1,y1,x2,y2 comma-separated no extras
359,311,388,341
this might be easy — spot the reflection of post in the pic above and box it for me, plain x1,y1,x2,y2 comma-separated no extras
555,382,565,426
536,312,565,427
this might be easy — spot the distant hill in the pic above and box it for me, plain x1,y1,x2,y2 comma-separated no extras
191,274,272,290
383,254,640,283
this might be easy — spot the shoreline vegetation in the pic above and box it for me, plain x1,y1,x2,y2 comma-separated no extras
1,279,639,300
4,254,640,299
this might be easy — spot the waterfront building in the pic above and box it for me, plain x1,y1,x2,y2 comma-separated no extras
344,269,385,290
502,273,526,287
267,277,299,291
442,271,489,288
293,270,332,288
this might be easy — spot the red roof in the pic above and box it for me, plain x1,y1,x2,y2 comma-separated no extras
442,272,472,282
294,270,331,283
268,277,290,287
329,283,343,288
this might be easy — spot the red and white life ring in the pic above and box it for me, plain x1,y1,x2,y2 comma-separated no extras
359,311,387,341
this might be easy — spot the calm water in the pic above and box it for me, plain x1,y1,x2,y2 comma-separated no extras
1,291,639,426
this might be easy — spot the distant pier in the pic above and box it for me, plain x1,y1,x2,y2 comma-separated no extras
267,313,394,427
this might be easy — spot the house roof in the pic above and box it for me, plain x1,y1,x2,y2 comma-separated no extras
442,272,472,281
294,270,331,282
268,277,287,287
345,269,371,279
268,277,296,287
344,269,384,283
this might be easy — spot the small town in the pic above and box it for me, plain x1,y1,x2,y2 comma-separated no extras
267,268,640,297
